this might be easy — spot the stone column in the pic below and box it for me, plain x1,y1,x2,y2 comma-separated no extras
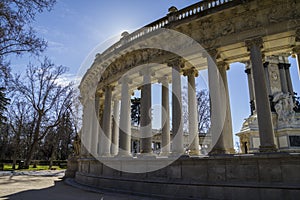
97,105,104,155
183,68,200,156
86,99,93,155
111,99,120,156
160,76,171,156
295,53,300,79
90,94,100,156
218,62,235,154
117,77,132,157
208,58,234,154
170,60,184,155
100,85,113,157
278,63,288,93
140,71,153,155
81,105,89,156
245,38,277,152
263,62,272,95
293,30,300,78
245,63,256,115
207,50,224,155
284,63,294,95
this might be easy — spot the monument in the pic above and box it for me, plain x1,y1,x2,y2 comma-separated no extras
66,0,300,199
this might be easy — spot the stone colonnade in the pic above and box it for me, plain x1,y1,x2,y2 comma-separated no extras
82,37,299,157
83,55,235,158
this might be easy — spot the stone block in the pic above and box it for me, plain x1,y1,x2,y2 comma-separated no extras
181,160,208,181
89,162,102,176
207,186,225,200
208,161,226,182
260,188,284,200
258,160,282,183
147,165,168,180
167,163,182,179
281,158,300,183
81,162,89,174
226,163,259,182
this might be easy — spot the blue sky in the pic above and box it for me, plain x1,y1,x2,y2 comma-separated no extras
9,1,300,145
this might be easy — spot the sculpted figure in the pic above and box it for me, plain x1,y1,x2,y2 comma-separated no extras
273,92,295,123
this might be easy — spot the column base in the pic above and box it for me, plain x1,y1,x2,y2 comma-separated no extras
189,149,201,156
115,150,132,158
100,152,112,157
159,152,170,157
259,145,278,153
209,148,235,155
137,152,156,158
169,152,187,158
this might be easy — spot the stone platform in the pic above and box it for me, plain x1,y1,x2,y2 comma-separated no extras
74,153,300,200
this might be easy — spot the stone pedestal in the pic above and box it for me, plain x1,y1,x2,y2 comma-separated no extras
64,156,78,178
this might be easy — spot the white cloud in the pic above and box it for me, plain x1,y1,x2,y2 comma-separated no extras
56,73,81,89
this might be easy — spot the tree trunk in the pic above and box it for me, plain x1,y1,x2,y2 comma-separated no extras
24,115,42,168
24,139,38,168
49,149,56,169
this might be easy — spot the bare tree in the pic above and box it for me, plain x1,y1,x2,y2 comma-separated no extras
182,87,211,134
0,0,56,64
131,97,141,126
12,58,73,168
7,100,32,169
196,90,210,133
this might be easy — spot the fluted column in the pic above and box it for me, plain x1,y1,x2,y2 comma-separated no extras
111,99,120,156
117,77,132,157
140,71,153,155
245,38,277,152
170,60,184,155
160,76,171,156
245,63,256,115
278,63,288,93
184,68,200,156
100,86,113,157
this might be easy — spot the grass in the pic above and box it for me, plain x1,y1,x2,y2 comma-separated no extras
3,164,63,171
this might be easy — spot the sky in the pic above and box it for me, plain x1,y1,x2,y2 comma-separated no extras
9,0,300,146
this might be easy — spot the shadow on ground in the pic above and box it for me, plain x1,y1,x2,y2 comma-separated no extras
1,178,104,200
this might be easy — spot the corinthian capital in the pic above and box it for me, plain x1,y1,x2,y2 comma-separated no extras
183,67,198,77
245,37,263,51
167,58,184,68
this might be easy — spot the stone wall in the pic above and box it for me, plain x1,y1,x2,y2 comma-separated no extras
75,154,300,199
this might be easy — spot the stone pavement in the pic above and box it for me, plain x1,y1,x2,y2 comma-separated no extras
0,171,158,200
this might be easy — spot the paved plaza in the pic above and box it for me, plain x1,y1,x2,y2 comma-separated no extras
0,171,157,200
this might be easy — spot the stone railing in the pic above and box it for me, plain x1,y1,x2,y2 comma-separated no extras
100,0,234,57
80,0,237,92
